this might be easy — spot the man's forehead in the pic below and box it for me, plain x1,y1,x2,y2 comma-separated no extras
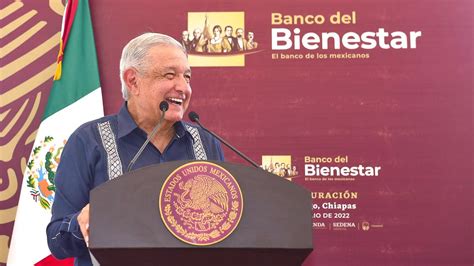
150,64,191,74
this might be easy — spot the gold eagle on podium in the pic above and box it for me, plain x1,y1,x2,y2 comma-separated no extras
175,175,229,231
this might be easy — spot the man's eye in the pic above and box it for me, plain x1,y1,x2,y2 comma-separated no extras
165,73,175,79
185,75,191,83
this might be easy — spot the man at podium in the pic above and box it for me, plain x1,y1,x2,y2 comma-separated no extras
46,33,224,266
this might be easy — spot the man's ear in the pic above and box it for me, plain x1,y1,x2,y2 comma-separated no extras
123,68,139,96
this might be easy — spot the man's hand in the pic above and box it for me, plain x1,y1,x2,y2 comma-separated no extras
77,204,90,246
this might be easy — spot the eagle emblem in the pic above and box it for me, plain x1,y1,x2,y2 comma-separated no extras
176,174,229,231
25,136,65,209
159,162,243,245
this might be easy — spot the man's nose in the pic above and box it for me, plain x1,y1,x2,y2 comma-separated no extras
175,75,190,92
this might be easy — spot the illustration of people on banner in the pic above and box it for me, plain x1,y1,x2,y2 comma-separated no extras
182,14,258,54
261,155,299,178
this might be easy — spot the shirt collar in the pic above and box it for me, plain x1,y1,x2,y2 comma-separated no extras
117,103,138,139
117,103,195,142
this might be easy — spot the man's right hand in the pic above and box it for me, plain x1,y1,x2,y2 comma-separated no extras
77,204,90,246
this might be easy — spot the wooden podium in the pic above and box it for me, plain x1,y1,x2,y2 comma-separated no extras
89,160,313,266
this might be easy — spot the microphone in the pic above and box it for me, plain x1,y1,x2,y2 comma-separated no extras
127,101,169,172
188,111,260,168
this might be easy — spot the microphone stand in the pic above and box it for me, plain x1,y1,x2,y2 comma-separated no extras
127,102,168,172
189,112,260,169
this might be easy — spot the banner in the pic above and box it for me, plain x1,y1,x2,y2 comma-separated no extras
0,0,62,263
90,1,472,264
7,0,102,264
1,0,471,265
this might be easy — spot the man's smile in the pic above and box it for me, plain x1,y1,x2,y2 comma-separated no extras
166,97,184,106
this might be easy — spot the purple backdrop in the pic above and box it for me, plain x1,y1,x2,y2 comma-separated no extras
1,0,472,265
89,0,472,265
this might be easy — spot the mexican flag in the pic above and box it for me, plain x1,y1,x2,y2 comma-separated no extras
8,0,103,265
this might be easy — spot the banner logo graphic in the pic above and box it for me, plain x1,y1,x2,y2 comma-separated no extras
261,155,299,181
182,12,261,67
159,162,243,245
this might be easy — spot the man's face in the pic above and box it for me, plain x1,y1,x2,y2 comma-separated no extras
182,31,189,41
248,32,254,40
236,29,244,38
135,45,192,124
193,29,201,39
225,27,233,37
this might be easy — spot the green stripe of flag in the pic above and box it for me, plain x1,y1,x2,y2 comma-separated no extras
43,0,101,120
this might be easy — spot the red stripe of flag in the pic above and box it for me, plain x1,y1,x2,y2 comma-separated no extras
35,255,74,266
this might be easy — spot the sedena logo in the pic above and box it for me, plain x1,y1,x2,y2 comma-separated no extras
181,12,261,67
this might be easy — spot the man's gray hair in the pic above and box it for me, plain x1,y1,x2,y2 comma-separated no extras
119,33,186,100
